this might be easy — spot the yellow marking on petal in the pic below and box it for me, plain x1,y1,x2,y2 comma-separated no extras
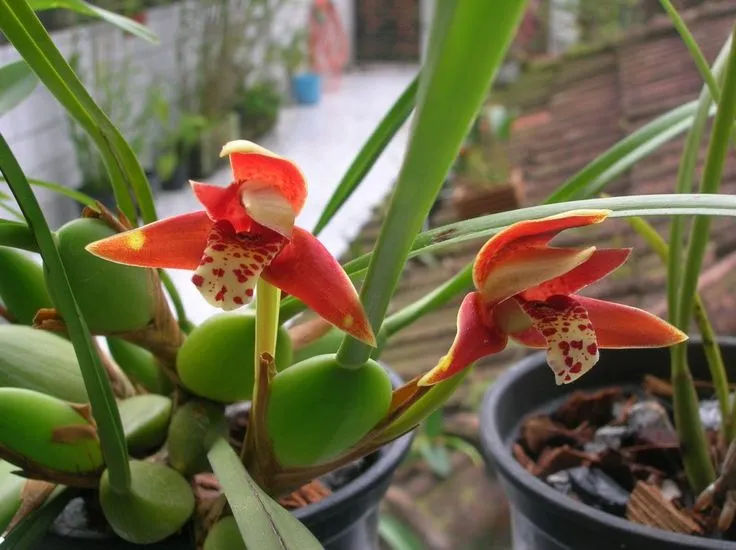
343,315,354,328
126,230,146,251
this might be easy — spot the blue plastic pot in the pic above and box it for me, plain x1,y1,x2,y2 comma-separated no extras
292,73,322,105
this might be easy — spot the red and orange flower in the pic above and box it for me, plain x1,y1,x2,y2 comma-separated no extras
419,210,687,386
86,141,375,346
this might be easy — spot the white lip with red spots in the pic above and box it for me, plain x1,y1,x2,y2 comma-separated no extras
516,294,599,385
192,222,285,311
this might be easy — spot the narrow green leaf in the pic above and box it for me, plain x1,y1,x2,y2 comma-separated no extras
443,436,484,467
0,202,23,221
0,0,157,224
546,100,705,203
280,193,736,320
0,487,74,548
0,219,39,252
383,263,472,337
207,438,322,550
659,0,721,101
158,270,192,333
668,35,732,325
28,0,158,43
1,177,98,209
678,28,736,333
628,217,730,441
0,61,38,117
674,26,736,494
313,74,419,235
378,515,424,550
417,441,452,477
0,133,131,492
337,0,529,366
424,409,444,439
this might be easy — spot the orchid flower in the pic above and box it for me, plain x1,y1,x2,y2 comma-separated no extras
86,141,376,346
419,210,687,386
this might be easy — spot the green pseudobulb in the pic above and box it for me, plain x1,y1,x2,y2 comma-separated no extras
119,395,172,454
204,516,246,550
99,460,194,544
0,388,102,473
107,337,173,395
0,246,52,325
167,400,228,477
177,312,292,403
267,355,392,467
52,218,154,333
0,325,87,402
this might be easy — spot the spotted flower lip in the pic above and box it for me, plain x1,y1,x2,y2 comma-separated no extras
86,140,376,347
419,209,688,386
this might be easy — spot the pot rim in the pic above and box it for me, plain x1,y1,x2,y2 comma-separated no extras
293,427,413,521
479,338,736,549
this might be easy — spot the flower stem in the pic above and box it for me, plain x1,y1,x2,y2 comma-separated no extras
242,279,280,470
254,279,281,363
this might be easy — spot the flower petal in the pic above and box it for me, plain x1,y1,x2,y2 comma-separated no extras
473,209,611,302
85,211,211,270
516,294,600,385
419,292,507,386
192,222,286,311
220,140,307,216
476,245,597,306
191,181,253,233
240,186,295,238
573,295,688,348
262,228,376,346
522,248,631,301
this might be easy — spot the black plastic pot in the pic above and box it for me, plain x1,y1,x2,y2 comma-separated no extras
480,338,736,550
39,369,413,550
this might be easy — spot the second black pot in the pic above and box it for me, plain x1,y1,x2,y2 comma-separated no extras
480,339,736,550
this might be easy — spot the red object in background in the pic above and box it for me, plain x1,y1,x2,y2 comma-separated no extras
123,10,147,40
309,0,349,91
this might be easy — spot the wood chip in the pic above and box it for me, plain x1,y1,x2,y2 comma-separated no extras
512,443,536,473
534,445,599,477
627,481,703,535
555,388,621,428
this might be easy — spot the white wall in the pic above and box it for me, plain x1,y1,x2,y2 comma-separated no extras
0,0,354,229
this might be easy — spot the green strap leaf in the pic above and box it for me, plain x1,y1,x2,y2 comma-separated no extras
313,74,419,235
0,0,158,224
207,438,322,550
0,219,40,252
0,487,74,548
378,515,424,550
0,133,131,492
279,193,736,320
0,61,38,117
27,0,158,43
546,100,706,204
337,0,529,366
1,177,97,209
